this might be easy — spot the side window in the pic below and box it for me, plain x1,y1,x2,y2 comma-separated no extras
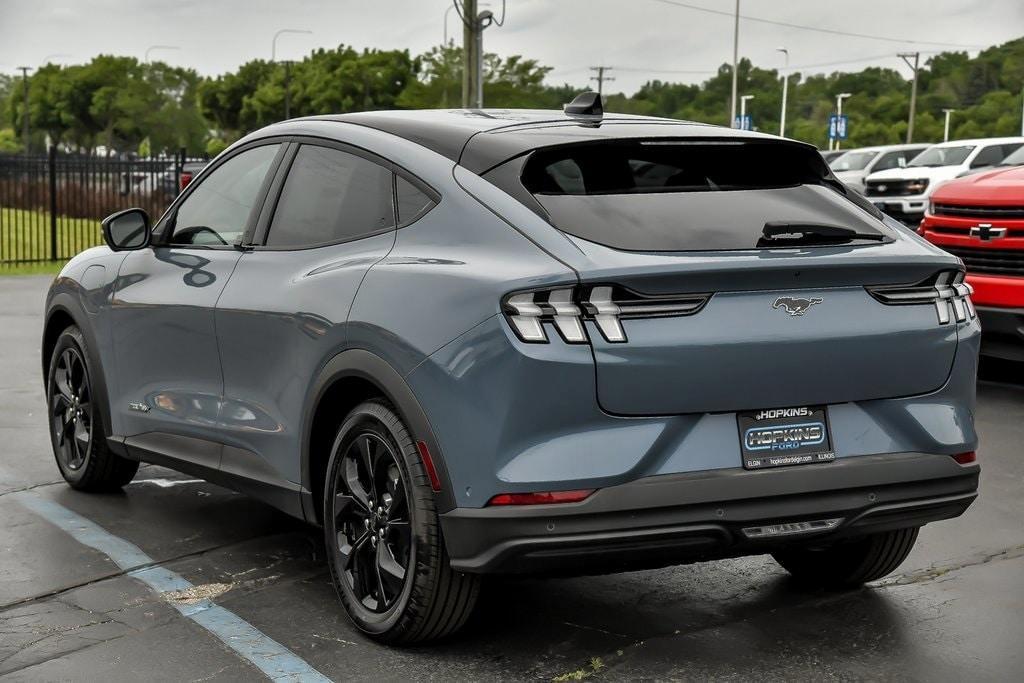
396,176,436,226
971,145,1004,168
171,144,280,246
265,145,395,248
873,151,907,172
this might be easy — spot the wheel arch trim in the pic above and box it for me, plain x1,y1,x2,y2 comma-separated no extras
301,348,456,522
42,296,117,452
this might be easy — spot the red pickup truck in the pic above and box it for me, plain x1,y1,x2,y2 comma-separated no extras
919,161,1024,360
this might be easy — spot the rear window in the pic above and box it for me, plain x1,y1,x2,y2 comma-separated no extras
518,140,887,252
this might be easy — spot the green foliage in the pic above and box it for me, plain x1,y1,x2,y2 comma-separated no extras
0,128,20,153
6,57,209,155
205,137,228,157
5,36,1024,156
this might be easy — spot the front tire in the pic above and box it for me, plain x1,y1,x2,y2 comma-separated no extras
324,400,479,643
46,326,139,491
772,527,920,588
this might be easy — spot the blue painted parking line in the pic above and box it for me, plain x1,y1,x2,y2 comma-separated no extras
15,493,332,683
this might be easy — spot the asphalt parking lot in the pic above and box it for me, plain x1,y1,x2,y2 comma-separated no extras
1,274,1022,682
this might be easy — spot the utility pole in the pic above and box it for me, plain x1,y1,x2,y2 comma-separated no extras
589,66,615,95
776,47,789,137
899,52,920,143
942,108,956,142
729,0,740,126
462,0,479,108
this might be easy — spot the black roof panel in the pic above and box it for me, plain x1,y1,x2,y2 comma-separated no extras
296,109,794,173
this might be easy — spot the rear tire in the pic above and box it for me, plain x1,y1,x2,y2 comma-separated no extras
46,325,139,491
772,527,920,588
323,400,480,644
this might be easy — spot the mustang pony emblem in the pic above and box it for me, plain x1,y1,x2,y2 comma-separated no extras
773,297,823,316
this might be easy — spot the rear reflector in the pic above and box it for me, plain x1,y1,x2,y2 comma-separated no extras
952,451,976,465
415,441,442,492
487,489,595,506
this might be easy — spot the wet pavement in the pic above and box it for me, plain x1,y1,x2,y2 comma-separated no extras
1,274,1022,682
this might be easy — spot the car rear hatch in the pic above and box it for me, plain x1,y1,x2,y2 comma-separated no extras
506,138,964,415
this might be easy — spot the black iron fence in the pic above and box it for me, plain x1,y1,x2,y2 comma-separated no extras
0,148,206,266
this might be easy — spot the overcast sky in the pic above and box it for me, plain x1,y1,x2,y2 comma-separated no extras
1,0,1022,94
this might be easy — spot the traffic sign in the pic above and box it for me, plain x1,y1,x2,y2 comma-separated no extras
734,114,753,131
828,114,849,140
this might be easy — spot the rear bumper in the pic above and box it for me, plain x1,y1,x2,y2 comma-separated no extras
440,452,978,575
976,305,1024,361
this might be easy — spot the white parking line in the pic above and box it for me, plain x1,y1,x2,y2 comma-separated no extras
15,492,332,683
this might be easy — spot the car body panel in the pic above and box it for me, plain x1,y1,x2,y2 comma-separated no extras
109,247,242,439
41,108,981,573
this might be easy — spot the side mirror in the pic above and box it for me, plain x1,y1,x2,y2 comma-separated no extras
102,208,151,251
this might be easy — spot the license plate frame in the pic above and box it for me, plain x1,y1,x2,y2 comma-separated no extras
737,405,835,470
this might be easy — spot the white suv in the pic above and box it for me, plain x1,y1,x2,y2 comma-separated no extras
863,137,1024,222
829,144,930,195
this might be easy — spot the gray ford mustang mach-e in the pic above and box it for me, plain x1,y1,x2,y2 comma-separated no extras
42,94,980,643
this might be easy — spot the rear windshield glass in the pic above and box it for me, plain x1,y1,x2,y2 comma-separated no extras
909,145,974,167
519,140,888,252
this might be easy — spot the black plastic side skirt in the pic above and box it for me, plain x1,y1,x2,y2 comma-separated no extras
121,431,307,520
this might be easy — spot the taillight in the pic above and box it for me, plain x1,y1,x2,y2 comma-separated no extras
179,172,193,191
952,451,976,465
486,489,595,506
502,285,710,344
866,269,975,325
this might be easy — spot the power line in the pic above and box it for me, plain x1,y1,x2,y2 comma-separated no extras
646,0,987,49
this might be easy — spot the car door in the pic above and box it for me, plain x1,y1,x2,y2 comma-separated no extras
214,140,433,491
109,142,286,459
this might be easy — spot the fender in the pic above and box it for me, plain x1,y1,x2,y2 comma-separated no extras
300,348,457,522
42,295,126,458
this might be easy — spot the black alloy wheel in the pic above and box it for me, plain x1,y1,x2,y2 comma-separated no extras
324,400,480,643
46,325,139,491
332,431,413,613
50,346,93,472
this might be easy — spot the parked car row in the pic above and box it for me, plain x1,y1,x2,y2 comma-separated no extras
828,137,1024,360
828,137,1024,223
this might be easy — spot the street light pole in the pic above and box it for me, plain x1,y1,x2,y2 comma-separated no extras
776,47,789,137
17,66,30,153
740,94,754,130
41,53,71,65
144,45,180,63
942,108,956,142
272,29,312,62
284,61,292,119
835,92,852,151
272,29,311,121
729,0,740,127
